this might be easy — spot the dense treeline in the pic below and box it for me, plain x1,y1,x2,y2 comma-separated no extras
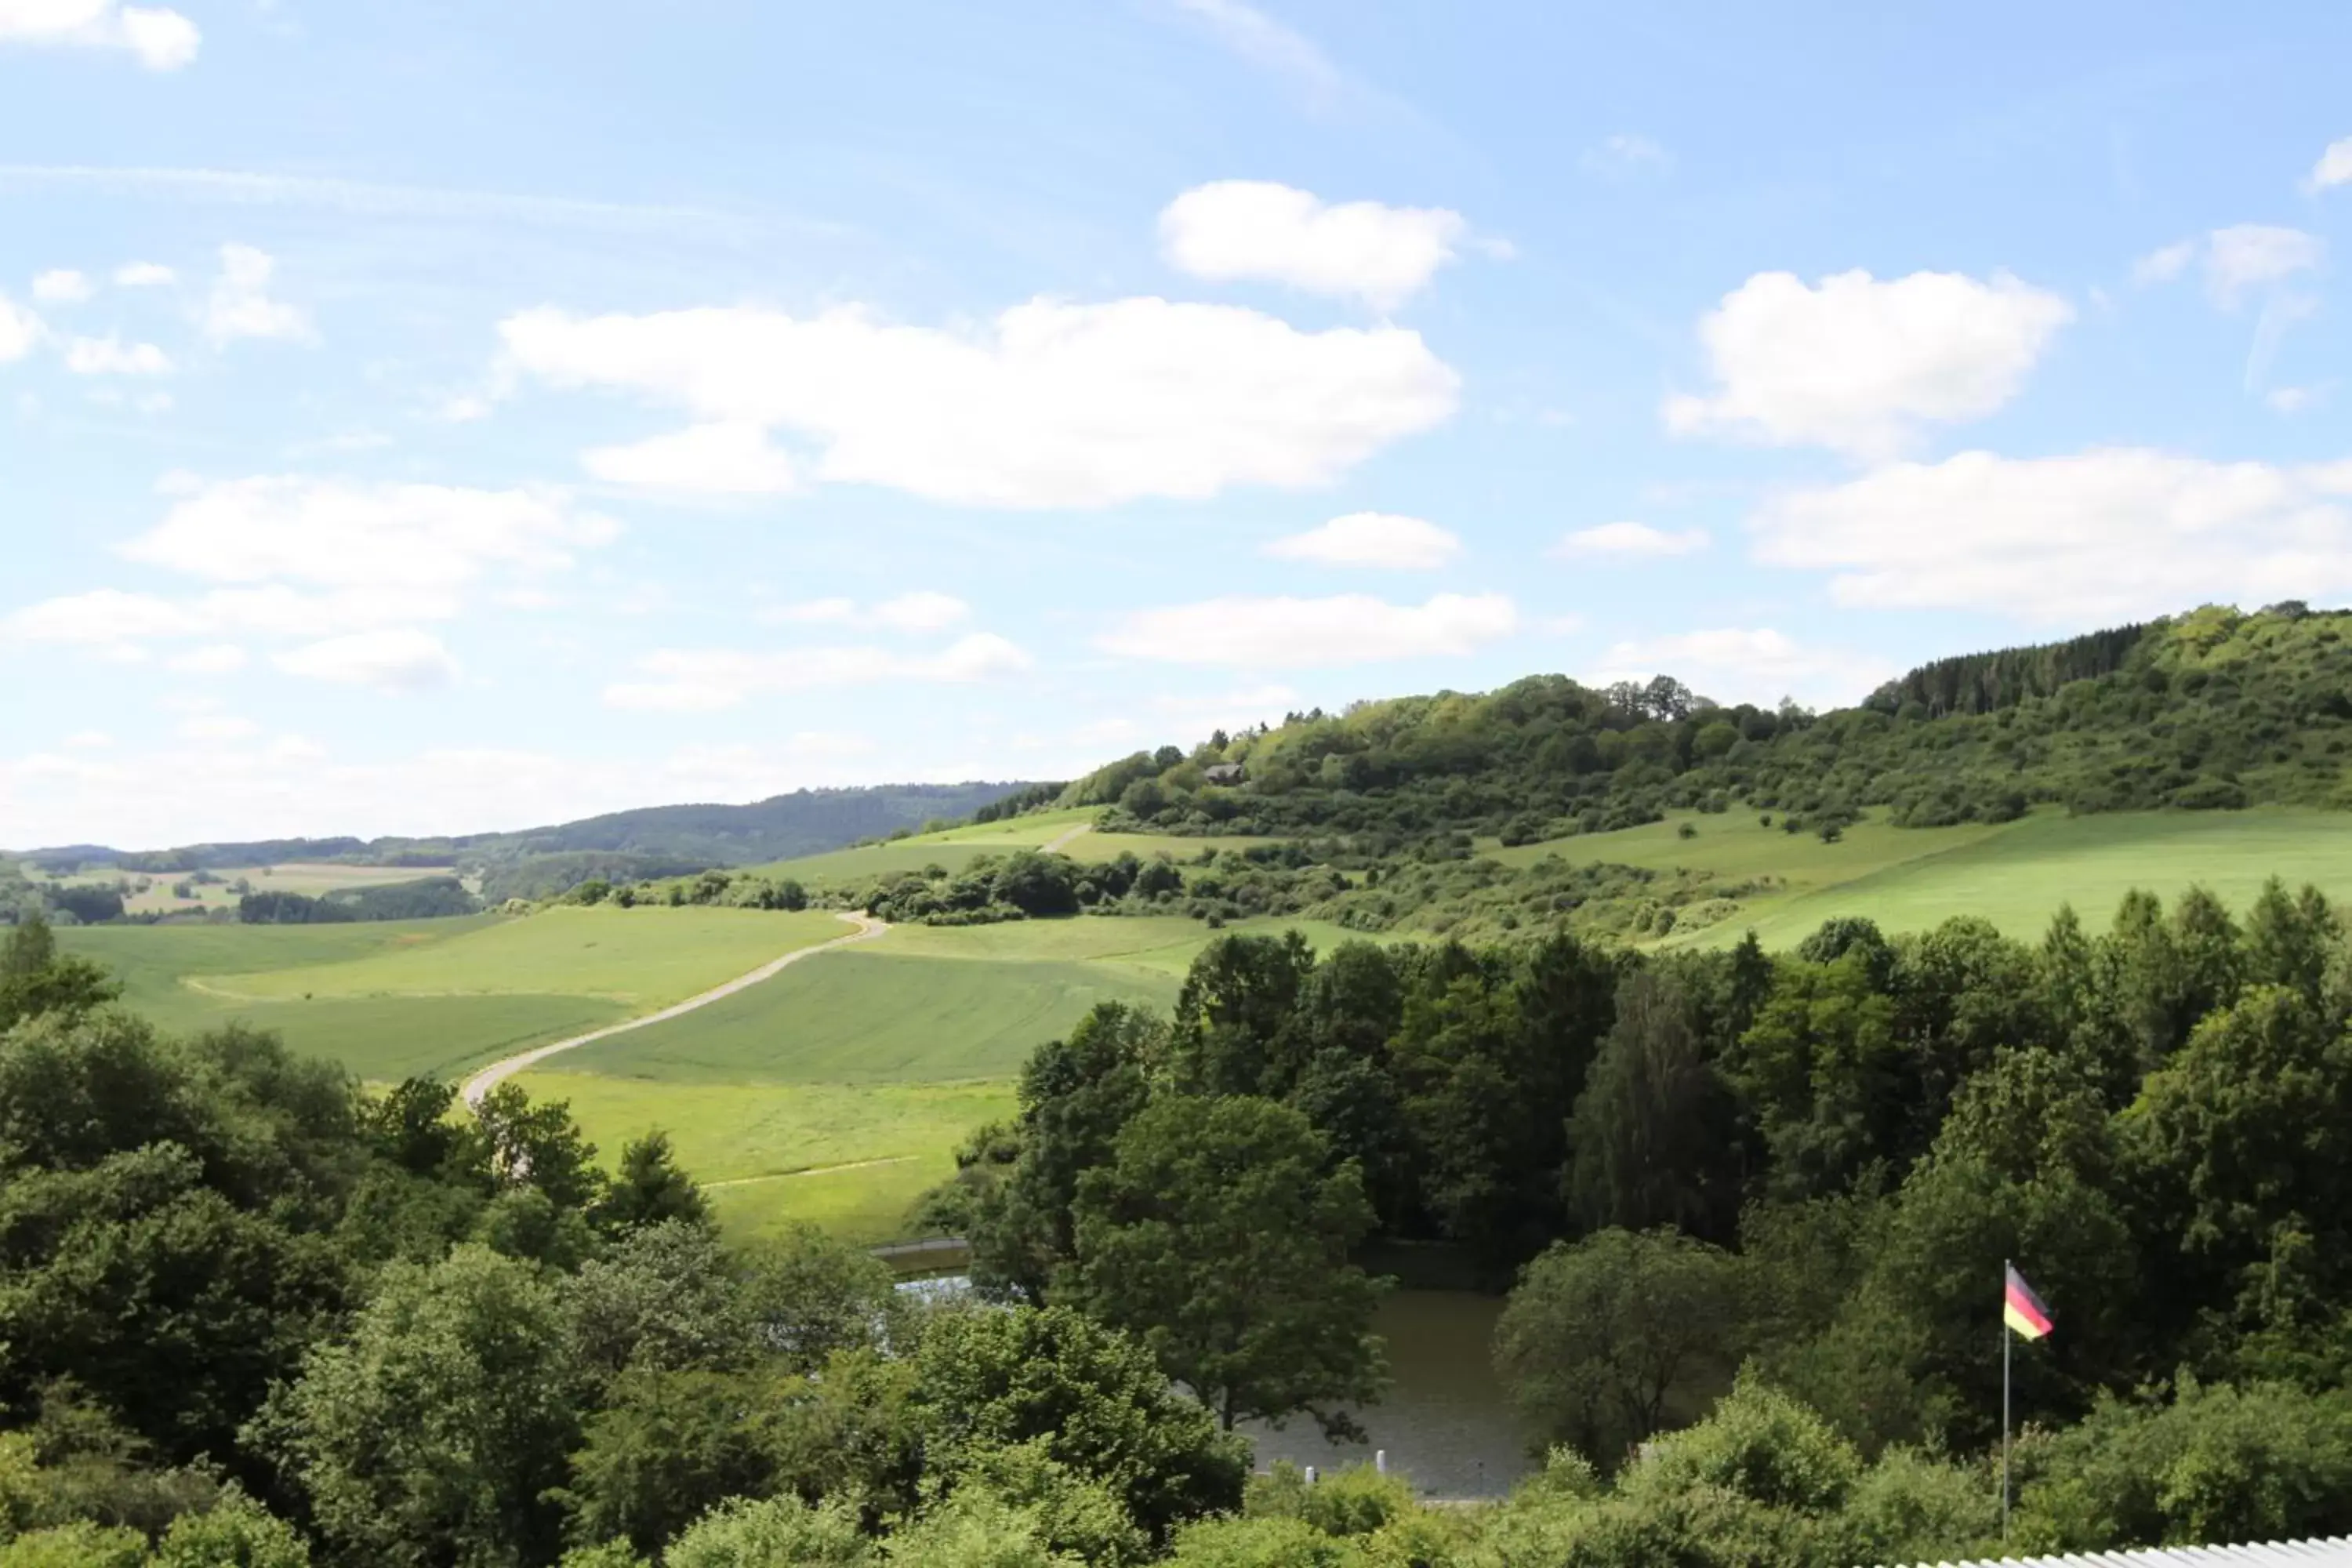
9,868,2352,1564
238,876,482,925
920,876,2352,1556
1052,604,2352,846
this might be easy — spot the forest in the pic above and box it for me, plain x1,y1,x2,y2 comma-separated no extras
5,857,2351,1565
1062,603,2352,846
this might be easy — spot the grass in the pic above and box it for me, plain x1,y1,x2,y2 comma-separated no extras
557,949,1181,1085
750,809,1283,887
55,908,846,1083
518,1071,1014,1245
208,906,847,1003
1672,806,2352,949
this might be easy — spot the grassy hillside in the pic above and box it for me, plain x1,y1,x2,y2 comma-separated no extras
1054,603,2352,848
56,908,844,1082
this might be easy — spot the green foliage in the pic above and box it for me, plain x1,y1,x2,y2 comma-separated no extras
909,1305,1248,1541
151,1490,313,1566
0,1521,148,1567
2015,1378,2352,1550
1495,1229,1746,1468
1067,1094,1388,1436
663,1494,874,1567
593,1130,710,1233
252,1244,584,1567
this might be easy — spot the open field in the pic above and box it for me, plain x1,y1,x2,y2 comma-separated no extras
519,1071,1014,1245
1671,807,2352,949
209,906,845,1004
557,949,1179,1084
1485,805,2352,949
55,909,841,1081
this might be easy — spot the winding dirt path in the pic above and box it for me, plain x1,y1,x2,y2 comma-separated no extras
459,911,889,1106
1041,822,1093,854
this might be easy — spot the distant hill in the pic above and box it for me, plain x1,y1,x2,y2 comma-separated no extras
18,782,1038,889
1047,602,2352,847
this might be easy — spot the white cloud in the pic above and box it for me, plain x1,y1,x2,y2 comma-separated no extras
499,296,1458,510
1098,591,1517,668
437,394,493,423
583,420,800,495
31,269,92,303
3,585,463,646
604,633,1033,711
1749,446,2352,624
1263,511,1460,570
2204,225,2324,307
121,475,615,590
64,336,172,376
1158,181,1468,310
2306,137,2352,193
870,591,971,633
274,628,461,692
167,642,246,673
203,244,311,344
4,588,206,644
760,592,971,632
60,730,111,749
0,294,40,361
2268,385,2323,414
2136,227,2325,308
177,713,259,742
1552,521,1709,559
113,261,174,287
1580,133,1671,178
1592,627,1897,711
0,0,199,69
1663,268,2073,459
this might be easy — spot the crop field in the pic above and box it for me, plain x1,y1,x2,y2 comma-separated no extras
55,908,844,1081
1487,806,2352,949
520,910,1387,1244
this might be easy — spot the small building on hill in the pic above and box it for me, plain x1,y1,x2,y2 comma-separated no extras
1203,763,1246,786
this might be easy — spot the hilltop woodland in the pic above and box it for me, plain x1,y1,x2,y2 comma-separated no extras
9,840,2352,1564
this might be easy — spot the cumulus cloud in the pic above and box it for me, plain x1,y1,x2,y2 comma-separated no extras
114,261,175,287
499,296,1458,510
604,633,1033,711
0,0,200,69
203,244,311,344
1098,591,1517,668
1158,181,1468,310
167,642,246,673
1552,521,1708,559
2306,137,2352,193
1263,511,1460,570
583,420,800,495
177,713,259,742
0,293,40,362
31,269,92,303
1663,268,2072,459
1592,627,1897,711
273,628,461,692
1749,446,2352,623
64,336,172,376
1580,133,1671,178
761,592,971,632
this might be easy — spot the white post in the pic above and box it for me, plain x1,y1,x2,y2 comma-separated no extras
1374,1449,1388,1475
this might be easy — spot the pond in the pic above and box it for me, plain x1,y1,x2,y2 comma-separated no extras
1240,1290,1531,1500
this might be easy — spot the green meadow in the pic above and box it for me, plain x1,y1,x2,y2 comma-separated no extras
56,908,845,1082
750,809,1276,887
1484,804,2352,950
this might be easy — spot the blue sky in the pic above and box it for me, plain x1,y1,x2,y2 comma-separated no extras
5,0,2352,848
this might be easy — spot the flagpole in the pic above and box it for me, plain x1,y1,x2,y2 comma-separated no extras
2002,1256,2013,1544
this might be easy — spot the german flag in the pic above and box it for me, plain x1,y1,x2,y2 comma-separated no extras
2004,1264,2053,1341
